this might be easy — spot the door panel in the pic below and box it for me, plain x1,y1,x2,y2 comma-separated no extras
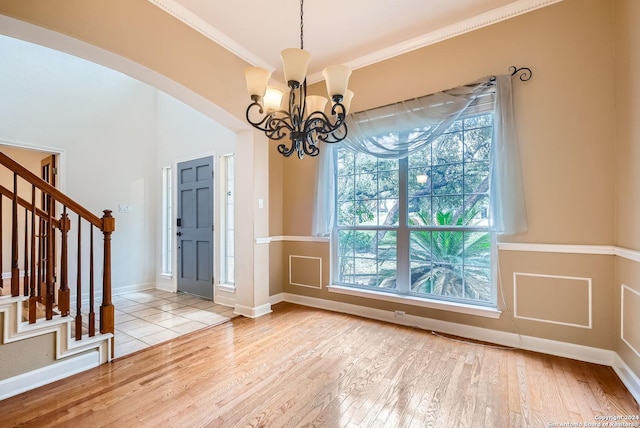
177,157,214,299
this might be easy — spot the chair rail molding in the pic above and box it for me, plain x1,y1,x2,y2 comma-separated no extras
498,242,640,262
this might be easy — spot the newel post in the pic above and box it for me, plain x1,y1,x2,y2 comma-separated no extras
100,210,115,351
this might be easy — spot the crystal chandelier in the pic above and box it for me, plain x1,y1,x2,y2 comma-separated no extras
244,0,353,159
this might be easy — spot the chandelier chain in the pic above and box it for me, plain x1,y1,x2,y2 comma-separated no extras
300,0,304,49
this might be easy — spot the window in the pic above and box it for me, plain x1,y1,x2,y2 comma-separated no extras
334,113,494,306
161,166,172,275
221,154,235,284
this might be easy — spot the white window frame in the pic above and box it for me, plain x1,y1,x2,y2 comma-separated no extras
331,112,500,318
161,165,172,276
220,154,235,286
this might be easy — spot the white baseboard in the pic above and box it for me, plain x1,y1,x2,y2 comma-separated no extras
112,282,156,296
270,293,286,305
234,303,272,318
612,353,640,404
0,350,101,401
271,292,639,403
74,282,157,303
155,282,176,293
214,293,236,308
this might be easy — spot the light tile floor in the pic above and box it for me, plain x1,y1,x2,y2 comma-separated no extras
110,289,237,358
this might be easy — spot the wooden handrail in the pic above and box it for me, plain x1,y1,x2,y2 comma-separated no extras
0,151,115,358
0,184,61,229
0,152,102,229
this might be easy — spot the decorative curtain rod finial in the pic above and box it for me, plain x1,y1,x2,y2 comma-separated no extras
509,66,532,81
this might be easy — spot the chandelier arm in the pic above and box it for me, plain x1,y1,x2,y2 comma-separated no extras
264,114,295,136
288,81,307,133
304,115,335,137
302,139,320,157
277,141,297,157
319,122,348,144
246,103,295,141
289,85,302,132
330,101,347,121
304,102,347,135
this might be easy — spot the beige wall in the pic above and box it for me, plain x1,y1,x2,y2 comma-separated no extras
268,148,284,297
616,258,640,375
275,0,629,360
615,0,640,249
0,313,56,379
1,0,639,384
614,0,640,376
289,0,616,244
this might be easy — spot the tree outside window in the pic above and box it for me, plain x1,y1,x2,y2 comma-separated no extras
335,113,494,305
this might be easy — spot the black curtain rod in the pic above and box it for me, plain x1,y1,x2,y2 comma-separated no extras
508,66,533,81
488,66,533,84
350,66,532,116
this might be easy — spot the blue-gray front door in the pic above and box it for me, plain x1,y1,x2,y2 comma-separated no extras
177,156,214,299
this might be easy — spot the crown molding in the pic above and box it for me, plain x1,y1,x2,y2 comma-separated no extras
146,0,274,71
312,0,564,82
149,0,563,84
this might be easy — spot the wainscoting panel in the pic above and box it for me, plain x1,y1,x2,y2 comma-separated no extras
513,272,592,329
289,255,322,289
621,285,640,358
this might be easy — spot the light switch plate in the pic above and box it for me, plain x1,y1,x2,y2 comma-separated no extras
118,204,133,213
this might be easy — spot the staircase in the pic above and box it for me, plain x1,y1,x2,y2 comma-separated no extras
0,151,115,400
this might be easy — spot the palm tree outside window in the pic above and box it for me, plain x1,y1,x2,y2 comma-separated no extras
334,113,494,305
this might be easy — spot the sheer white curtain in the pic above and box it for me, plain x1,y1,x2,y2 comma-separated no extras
489,75,527,234
342,81,493,159
312,74,527,236
311,144,335,236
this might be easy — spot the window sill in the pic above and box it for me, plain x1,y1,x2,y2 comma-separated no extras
327,285,502,319
160,273,172,280
216,283,236,294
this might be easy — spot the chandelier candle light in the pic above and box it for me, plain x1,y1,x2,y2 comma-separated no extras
244,0,354,159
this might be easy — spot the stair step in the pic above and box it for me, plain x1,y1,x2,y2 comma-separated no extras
21,300,59,322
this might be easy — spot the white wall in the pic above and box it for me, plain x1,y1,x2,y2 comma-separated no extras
0,34,235,294
154,91,236,293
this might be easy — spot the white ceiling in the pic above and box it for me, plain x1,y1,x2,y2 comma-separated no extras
149,0,561,84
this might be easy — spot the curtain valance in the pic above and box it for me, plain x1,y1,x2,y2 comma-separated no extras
343,78,495,159
312,74,527,237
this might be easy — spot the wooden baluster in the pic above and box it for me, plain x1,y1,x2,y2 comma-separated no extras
29,186,37,324
58,208,70,317
75,214,82,340
45,194,54,320
37,218,43,302
11,173,19,296
23,206,28,296
100,210,115,358
39,188,46,302
89,226,95,337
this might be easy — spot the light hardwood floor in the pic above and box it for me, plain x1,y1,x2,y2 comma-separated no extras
1,302,638,427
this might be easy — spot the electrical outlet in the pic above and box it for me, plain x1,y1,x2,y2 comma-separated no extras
394,310,406,318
